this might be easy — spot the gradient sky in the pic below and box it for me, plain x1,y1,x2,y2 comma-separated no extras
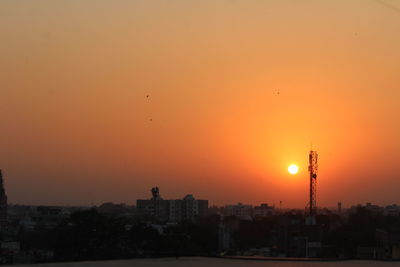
1,0,399,207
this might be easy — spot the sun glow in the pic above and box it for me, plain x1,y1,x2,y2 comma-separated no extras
288,164,299,175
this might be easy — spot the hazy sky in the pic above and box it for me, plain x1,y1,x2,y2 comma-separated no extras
1,0,399,207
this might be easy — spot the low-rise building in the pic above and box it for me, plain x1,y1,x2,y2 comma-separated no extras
376,228,400,260
254,203,275,217
223,203,253,219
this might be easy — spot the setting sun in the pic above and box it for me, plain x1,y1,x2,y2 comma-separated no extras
288,164,299,175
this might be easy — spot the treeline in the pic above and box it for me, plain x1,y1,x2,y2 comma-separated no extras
16,207,400,262
324,207,400,258
18,209,220,262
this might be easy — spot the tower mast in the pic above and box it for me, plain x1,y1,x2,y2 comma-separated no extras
308,151,318,215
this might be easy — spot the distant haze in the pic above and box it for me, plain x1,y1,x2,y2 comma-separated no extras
1,0,399,207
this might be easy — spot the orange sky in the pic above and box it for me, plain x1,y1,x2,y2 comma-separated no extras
0,0,399,207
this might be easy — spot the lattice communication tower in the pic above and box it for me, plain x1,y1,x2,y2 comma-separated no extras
308,151,318,215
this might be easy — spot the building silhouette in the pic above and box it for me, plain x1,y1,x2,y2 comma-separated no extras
0,170,7,230
137,187,208,222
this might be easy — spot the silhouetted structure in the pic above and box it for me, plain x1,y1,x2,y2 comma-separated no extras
137,187,208,222
307,151,318,216
223,203,253,219
0,170,7,230
151,187,161,200
376,229,400,259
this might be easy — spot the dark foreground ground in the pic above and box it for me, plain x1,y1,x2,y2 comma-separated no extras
5,257,400,267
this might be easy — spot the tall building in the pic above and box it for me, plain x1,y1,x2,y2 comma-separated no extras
0,170,8,229
137,187,169,221
137,188,208,222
